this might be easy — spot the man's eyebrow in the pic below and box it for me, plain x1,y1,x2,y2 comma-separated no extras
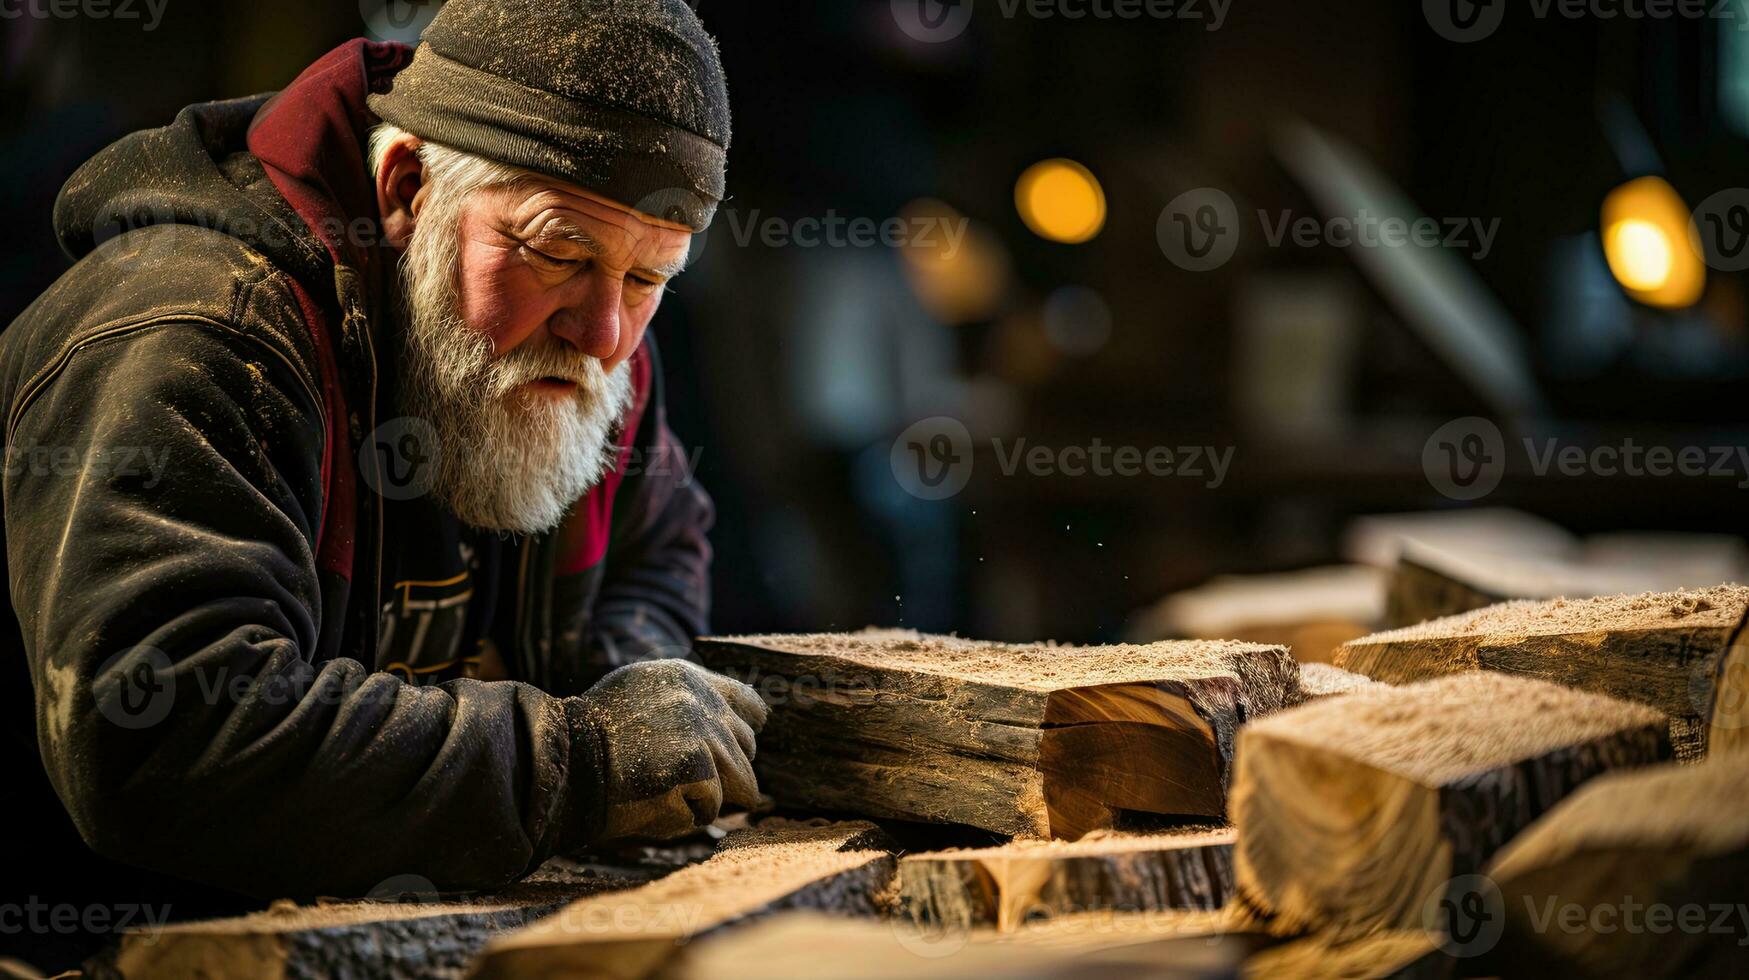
639,254,691,281
527,214,688,280
526,219,604,253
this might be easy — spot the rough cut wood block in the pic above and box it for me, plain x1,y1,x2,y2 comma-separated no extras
898,826,1235,932
468,821,896,980
1338,586,1749,761
100,854,670,980
1482,754,1749,978
1231,672,1670,939
695,630,1300,839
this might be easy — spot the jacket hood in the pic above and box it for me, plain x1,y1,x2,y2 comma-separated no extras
52,40,415,300
52,94,334,290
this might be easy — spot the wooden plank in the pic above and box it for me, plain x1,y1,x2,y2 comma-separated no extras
695,630,1299,838
1337,586,1749,761
1230,671,1670,939
1241,931,1449,980
897,826,1235,932
469,821,897,980
654,909,1269,980
104,853,670,980
1481,754,1749,978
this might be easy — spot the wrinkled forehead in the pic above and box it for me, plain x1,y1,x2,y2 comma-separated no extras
500,176,695,236
476,176,695,268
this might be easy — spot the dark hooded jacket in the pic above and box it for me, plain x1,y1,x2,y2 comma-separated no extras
1,41,713,905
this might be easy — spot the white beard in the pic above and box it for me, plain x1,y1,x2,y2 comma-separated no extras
392,189,634,535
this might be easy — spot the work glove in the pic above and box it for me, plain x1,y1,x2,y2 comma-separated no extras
575,659,769,841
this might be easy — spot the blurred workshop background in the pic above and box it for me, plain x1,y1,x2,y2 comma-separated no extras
6,0,1749,654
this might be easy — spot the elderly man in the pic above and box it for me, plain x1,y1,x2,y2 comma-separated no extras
1,0,763,928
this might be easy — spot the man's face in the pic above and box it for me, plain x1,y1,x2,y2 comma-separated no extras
453,183,694,377
393,168,694,535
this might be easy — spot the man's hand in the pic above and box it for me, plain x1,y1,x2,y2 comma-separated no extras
576,659,768,841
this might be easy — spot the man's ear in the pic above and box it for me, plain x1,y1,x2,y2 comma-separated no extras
376,134,429,251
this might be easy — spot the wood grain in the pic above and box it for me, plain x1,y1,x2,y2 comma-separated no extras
1231,672,1670,940
696,631,1299,838
468,821,896,980
1339,586,1749,763
1482,754,1749,978
104,854,669,980
898,827,1235,932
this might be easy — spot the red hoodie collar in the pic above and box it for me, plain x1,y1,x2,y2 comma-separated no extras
246,39,413,303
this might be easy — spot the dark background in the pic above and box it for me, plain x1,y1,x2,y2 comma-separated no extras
5,0,1748,645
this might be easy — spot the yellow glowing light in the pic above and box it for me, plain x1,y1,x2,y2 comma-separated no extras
1015,159,1107,244
1605,220,1673,292
1600,176,1705,309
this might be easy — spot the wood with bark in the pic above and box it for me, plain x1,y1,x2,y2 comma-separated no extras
695,630,1300,839
897,826,1234,932
100,853,670,980
1231,671,1670,939
1481,754,1749,978
468,821,897,980
1338,585,1749,762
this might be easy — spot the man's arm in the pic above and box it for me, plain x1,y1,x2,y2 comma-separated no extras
9,320,605,899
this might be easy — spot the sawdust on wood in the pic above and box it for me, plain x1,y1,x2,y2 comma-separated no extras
1249,671,1665,786
1355,585,1747,645
716,629,1290,692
